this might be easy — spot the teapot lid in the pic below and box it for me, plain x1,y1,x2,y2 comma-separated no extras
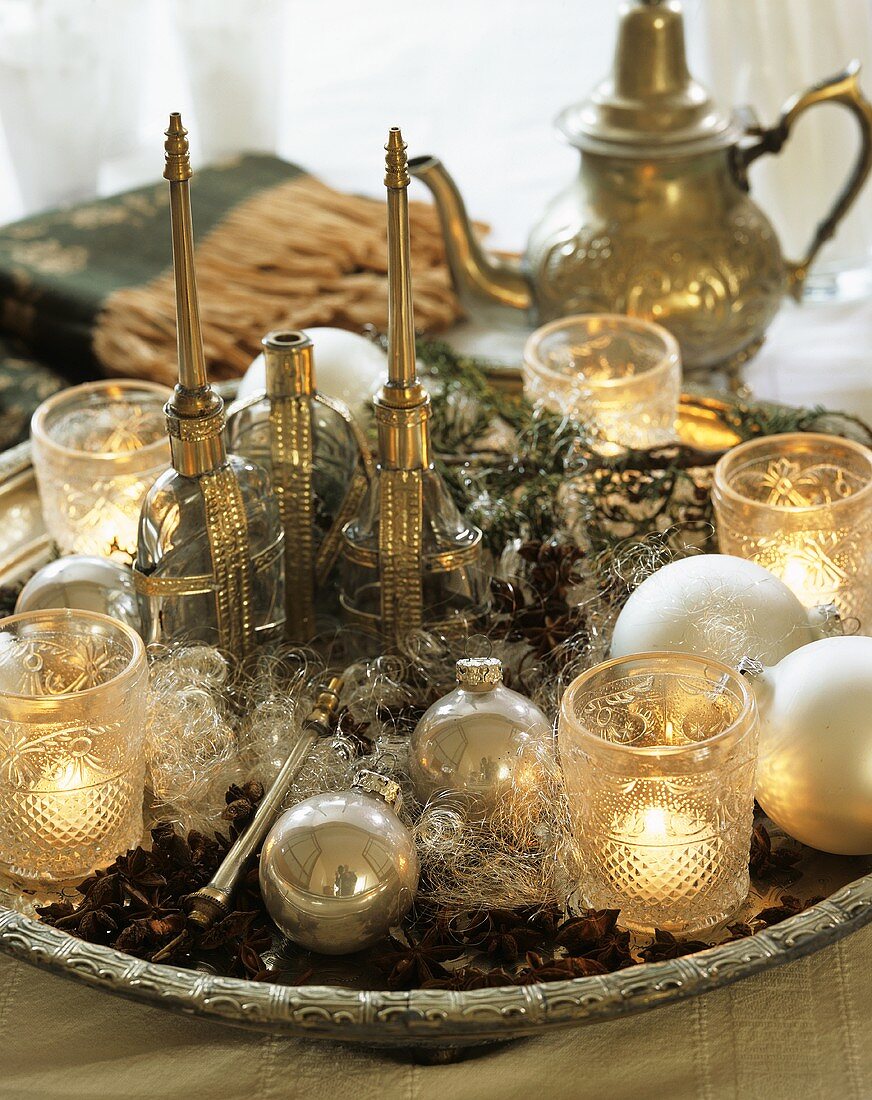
557,0,740,157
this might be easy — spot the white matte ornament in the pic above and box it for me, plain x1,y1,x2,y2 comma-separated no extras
237,326,386,419
15,555,142,634
754,635,872,856
609,554,819,667
259,776,419,955
410,657,554,815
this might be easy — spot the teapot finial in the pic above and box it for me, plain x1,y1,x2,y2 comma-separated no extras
557,0,736,155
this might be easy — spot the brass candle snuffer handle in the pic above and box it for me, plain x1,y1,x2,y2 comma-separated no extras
183,676,343,931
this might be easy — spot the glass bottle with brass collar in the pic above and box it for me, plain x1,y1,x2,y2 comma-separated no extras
135,114,284,658
227,330,372,641
339,128,484,652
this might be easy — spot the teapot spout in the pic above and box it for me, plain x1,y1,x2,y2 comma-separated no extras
408,154,532,319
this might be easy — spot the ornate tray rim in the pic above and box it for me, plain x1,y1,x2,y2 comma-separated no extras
1,409,871,1049
2,877,870,1047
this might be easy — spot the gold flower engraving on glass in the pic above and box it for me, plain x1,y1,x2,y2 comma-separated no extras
713,434,872,624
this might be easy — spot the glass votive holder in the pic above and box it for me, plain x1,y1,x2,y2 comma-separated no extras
0,608,147,888
522,314,681,451
712,432,872,626
31,379,172,564
559,652,758,934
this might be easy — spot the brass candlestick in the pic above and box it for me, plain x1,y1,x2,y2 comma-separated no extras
184,676,343,930
339,128,483,651
227,331,373,642
134,114,284,658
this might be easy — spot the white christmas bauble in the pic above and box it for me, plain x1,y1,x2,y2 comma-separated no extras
610,554,818,668
237,327,386,418
754,635,872,855
15,555,141,634
259,773,419,954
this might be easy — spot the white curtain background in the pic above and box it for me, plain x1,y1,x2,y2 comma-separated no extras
0,0,868,267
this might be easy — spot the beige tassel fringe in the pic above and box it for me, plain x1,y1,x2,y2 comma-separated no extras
94,174,470,386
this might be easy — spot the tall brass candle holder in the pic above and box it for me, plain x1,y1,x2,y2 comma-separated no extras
340,129,483,651
134,115,284,659
228,331,373,642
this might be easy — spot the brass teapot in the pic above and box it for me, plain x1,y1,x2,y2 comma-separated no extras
411,0,872,377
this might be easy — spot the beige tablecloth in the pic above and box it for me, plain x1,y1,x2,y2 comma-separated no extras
4,298,872,1098
2,922,871,1100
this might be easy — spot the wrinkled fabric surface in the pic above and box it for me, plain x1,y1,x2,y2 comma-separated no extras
2,923,871,1100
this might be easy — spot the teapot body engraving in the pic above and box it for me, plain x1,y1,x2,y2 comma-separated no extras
527,153,785,371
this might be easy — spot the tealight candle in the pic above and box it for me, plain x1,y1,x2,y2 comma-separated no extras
0,608,148,889
559,652,758,933
712,432,872,626
522,314,681,451
31,379,172,564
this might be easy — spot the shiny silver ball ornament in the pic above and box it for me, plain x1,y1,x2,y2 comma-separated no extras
410,656,554,815
259,771,419,955
15,554,141,634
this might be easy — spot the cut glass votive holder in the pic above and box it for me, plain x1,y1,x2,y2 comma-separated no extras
31,379,171,563
522,314,681,450
559,652,758,934
0,608,148,888
712,432,872,627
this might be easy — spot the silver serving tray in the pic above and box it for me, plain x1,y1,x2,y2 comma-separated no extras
1,436,871,1053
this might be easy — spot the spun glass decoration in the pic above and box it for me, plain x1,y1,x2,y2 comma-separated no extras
31,379,171,563
559,652,758,933
522,314,681,451
712,432,872,626
0,609,148,888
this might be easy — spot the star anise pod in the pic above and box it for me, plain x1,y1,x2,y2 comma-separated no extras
754,894,823,928
422,966,516,991
749,823,802,882
639,930,711,963
230,919,274,980
334,710,374,756
516,951,607,983
518,541,586,602
372,928,464,990
223,781,265,834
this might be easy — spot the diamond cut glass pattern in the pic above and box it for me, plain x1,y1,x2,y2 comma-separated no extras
559,653,758,933
0,609,147,886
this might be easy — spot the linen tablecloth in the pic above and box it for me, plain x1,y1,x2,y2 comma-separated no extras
2,924,870,1100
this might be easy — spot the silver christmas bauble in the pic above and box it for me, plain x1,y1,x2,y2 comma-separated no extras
259,772,419,954
410,656,554,814
754,636,872,855
15,555,142,634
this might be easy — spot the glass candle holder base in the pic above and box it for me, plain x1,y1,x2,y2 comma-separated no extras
560,652,758,936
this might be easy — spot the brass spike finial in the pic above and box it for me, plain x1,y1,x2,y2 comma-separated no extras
164,112,192,183
383,127,418,394
163,113,225,476
384,127,410,189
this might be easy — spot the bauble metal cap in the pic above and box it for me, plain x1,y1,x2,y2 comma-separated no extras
352,769,403,813
455,655,502,687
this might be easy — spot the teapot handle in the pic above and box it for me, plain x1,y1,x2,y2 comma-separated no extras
738,62,872,300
